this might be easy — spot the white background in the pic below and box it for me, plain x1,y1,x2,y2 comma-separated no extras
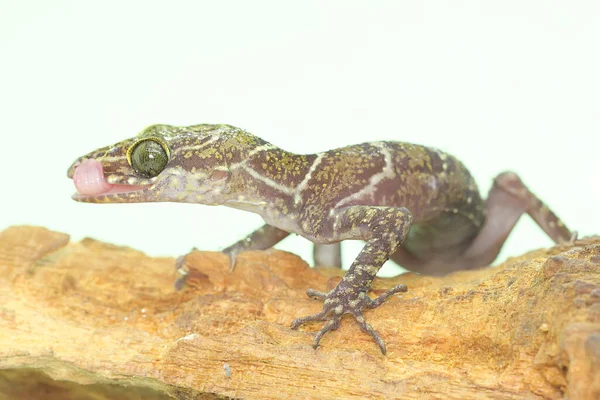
1,1,598,277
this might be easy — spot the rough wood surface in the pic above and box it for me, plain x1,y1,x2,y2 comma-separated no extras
0,226,599,400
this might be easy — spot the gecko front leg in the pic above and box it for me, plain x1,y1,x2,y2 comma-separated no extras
221,224,290,271
174,224,290,289
291,206,413,354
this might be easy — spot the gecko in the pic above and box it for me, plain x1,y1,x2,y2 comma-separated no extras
67,124,576,354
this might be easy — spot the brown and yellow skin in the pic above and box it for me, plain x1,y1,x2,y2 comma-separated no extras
67,124,576,354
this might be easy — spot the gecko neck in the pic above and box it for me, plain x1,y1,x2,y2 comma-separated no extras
224,140,318,225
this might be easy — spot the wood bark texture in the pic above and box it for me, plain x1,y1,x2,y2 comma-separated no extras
0,226,599,400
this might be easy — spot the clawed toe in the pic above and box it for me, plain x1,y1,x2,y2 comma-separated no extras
173,247,202,290
312,316,341,349
368,284,407,308
173,254,190,290
227,253,238,273
290,307,330,329
306,288,327,300
175,254,187,272
222,248,239,272
353,311,386,354
291,283,407,353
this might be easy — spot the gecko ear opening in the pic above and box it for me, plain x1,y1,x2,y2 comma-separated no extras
209,170,230,182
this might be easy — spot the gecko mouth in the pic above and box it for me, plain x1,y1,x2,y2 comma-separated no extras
70,159,151,201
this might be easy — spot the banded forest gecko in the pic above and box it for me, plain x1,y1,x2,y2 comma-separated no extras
67,124,576,354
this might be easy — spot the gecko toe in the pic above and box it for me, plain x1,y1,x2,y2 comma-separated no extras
228,253,237,273
173,254,190,290
175,254,187,272
368,325,387,355
290,308,331,330
173,247,202,290
368,284,407,309
312,316,341,349
173,276,187,291
353,310,387,354
306,288,328,300
221,248,239,273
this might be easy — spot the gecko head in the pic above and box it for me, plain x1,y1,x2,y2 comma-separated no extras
67,124,238,204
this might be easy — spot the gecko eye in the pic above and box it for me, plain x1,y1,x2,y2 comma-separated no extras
127,138,170,178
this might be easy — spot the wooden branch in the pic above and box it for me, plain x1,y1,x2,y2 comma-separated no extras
0,226,599,399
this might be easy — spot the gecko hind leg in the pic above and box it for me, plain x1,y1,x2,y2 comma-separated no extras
313,243,342,268
462,171,576,267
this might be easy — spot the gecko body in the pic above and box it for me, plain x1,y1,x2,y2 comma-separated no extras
68,124,575,353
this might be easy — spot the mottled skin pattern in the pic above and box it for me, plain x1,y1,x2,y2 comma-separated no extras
68,124,576,354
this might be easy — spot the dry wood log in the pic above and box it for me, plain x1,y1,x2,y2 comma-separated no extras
0,226,599,399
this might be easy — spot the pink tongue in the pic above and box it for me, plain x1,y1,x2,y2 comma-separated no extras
73,159,114,196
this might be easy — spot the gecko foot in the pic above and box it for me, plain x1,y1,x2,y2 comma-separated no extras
173,247,198,290
290,283,407,354
221,248,240,273
175,246,241,291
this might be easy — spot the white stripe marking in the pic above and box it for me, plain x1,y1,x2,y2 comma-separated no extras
239,165,296,195
170,135,221,155
229,144,275,169
294,153,324,205
333,142,395,209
